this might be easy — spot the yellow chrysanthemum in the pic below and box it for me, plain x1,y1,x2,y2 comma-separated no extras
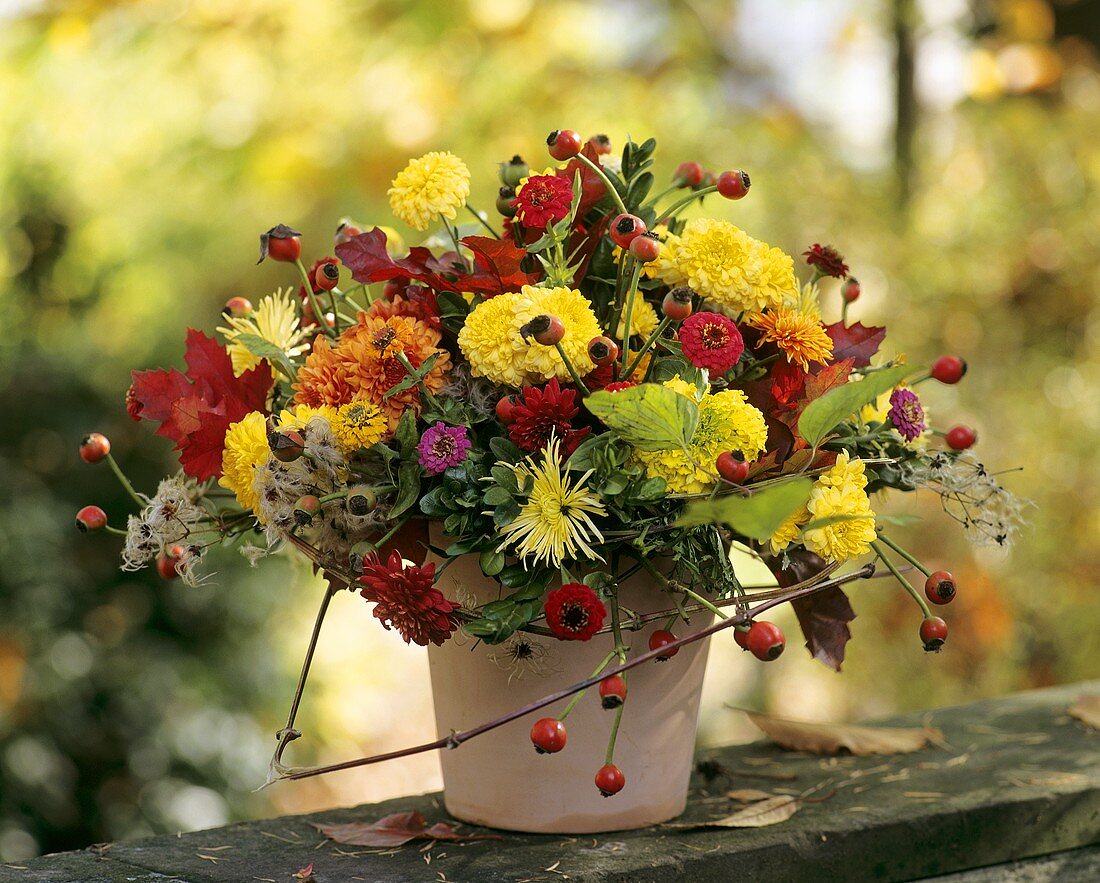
650,218,797,314
619,291,660,341
496,438,606,568
387,151,471,232
276,404,338,432
749,307,834,371
219,411,271,514
217,288,309,378
458,285,602,388
330,401,387,453
634,379,769,494
816,450,868,493
802,484,877,563
770,505,811,554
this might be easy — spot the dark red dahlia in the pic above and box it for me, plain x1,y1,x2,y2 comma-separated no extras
508,377,591,455
803,243,849,279
544,583,606,642
513,174,574,229
603,381,637,393
359,550,459,647
680,311,745,374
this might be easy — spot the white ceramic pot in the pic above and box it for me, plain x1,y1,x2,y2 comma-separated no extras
426,542,713,834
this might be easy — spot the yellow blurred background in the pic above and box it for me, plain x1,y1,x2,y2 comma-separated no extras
1,0,1098,860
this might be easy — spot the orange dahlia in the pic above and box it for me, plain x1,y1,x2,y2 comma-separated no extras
293,337,356,408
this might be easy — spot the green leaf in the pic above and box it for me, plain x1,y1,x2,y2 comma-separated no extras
462,598,540,644
798,366,916,447
489,436,524,463
383,352,438,400
483,486,513,507
584,384,699,452
389,459,422,519
233,333,296,379
479,549,505,577
677,479,814,541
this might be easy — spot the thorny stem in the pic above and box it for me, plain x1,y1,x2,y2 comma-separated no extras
553,342,591,395
871,541,932,618
269,562,877,784
105,453,146,508
573,153,628,216
623,315,673,380
294,259,337,339
465,204,501,239
875,531,932,578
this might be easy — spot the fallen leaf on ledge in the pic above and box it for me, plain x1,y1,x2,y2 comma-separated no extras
670,796,802,829
744,711,941,756
313,811,500,848
725,788,774,803
1068,695,1100,730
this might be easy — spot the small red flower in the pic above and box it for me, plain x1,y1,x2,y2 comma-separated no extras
680,312,745,373
604,381,637,393
359,550,459,647
508,377,591,455
803,243,849,279
544,583,606,642
513,174,574,229
125,383,143,422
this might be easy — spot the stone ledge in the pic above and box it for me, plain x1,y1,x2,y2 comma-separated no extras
3,681,1098,883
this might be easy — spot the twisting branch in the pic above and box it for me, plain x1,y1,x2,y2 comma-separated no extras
264,561,876,786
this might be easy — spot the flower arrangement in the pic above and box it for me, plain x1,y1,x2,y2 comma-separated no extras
78,128,1023,798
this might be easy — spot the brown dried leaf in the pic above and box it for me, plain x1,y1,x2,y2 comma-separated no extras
312,811,499,848
725,788,774,803
1068,695,1100,730
746,711,941,756
682,796,802,829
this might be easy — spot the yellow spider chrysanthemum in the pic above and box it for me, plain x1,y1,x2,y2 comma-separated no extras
634,378,769,495
749,306,834,372
802,483,877,563
458,285,602,388
770,505,811,554
330,401,387,453
496,438,606,568
619,291,660,342
650,218,797,314
387,151,471,231
218,288,309,378
219,411,271,514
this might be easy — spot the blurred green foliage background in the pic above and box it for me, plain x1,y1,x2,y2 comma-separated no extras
1,0,1097,861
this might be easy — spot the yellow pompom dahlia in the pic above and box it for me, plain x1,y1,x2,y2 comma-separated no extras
634,378,768,495
458,286,602,388
219,411,271,514
388,151,471,231
650,218,798,314
619,291,660,341
802,483,876,563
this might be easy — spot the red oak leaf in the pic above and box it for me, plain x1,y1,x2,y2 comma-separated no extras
769,550,856,672
803,357,854,401
460,235,537,296
336,228,457,290
824,322,886,368
559,141,609,218
130,330,273,481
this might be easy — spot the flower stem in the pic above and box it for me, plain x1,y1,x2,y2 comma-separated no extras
103,524,128,537
440,215,470,272
553,342,591,395
574,153,628,216
393,350,441,411
660,185,717,220
622,315,672,379
295,259,337,339
558,650,617,722
605,698,625,765
871,541,932,618
644,181,685,209
105,453,146,508
465,204,500,239
619,262,644,373
680,587,728,620
875,532,932,578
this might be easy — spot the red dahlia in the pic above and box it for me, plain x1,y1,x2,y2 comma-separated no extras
603,381,637,393
508,377,591,455
513,174,574,229
544,583,606,642
803,243,849,279
359,550,459,647
680,312,745,373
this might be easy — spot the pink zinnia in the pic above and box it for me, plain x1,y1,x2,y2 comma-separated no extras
679,312,745,374
513,174,574,228
417,422,471,475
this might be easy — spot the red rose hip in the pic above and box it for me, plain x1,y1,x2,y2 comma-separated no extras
717,169,751,199
610,213,646,248
595,763,626,797
599,674,628,709
649,629,679,660
716,451,750,484
546,129,583,161
522,315,565,347
530,718,567,754
629,232,660,263
931,355,967,384
79,433,111,464
662,287,694,321
925,571,957,605
587,336,619,366
75,505,107,533
841,278,861,303
258,224,302,264
674,161,704,188
314,259,340,291
223,296,253,317
945,425,977,450
920,617,948,652
747,621,785,661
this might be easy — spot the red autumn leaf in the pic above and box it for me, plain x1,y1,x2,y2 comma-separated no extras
824,322,886,369
559,141,609,218
803,357,854,402
770,362,806,412
770,550,856,672
460,235,537,295
336,228,457,290
130,330,273,481
312,811,499,848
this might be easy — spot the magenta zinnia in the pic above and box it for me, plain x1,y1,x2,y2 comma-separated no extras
359,551,459,646
679,311,745,374
417,422,471,475
887,388,926,442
